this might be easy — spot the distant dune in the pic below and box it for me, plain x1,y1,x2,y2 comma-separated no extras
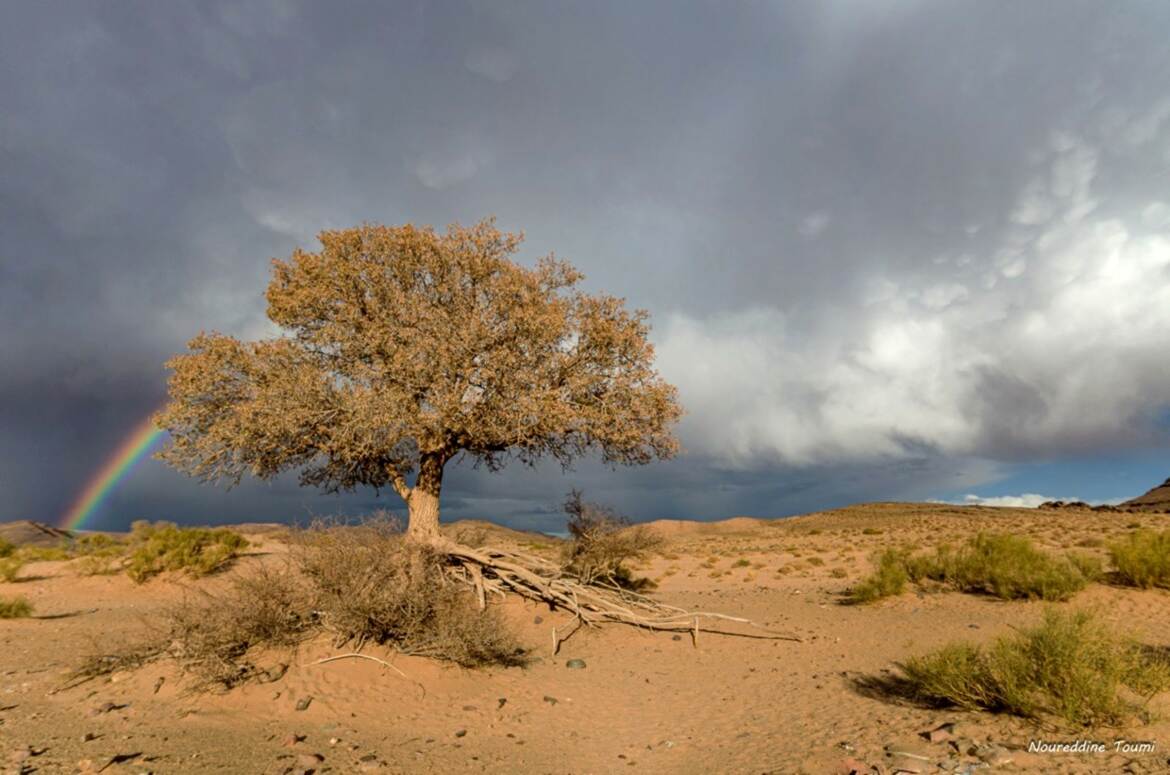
0,519,72,546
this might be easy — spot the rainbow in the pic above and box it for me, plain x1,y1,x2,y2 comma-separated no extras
60,412,167,531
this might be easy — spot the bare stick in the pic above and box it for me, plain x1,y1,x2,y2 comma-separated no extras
309,653,408,679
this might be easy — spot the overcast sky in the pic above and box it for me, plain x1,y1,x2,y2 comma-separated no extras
3,1,1170,532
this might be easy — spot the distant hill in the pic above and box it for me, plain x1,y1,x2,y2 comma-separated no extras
0,520,73,547
1123,477,1170,512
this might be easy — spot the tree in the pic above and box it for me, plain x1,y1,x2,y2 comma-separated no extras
156,219,682,542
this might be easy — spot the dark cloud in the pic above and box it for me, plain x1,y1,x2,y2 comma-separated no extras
2,1,1169,528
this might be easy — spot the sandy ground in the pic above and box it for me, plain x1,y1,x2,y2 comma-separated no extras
3,503,1170,774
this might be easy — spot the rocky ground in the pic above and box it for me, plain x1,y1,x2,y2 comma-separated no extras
2,502,1170,774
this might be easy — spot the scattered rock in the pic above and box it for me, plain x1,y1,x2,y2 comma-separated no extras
834,756,874,774
283,733,306,748
263,664,289,683
152,676,165,694
922,722,957,743
461,704,476,711
974,743,1013,766
497,698,507,709
295,752,324,767
887,755,928,774
671,635,682,641
565,659,586,669
81,732,97,743
454,729,467,738
295,697,313,712
89,701,127,717
542,695,558,705
533,615,543,624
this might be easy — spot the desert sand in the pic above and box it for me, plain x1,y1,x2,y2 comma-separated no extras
3,503,1170,774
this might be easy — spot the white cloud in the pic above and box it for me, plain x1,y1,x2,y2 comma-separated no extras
655,132,1170,468
955,493,1066,508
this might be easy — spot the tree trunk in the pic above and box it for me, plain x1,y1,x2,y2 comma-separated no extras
406,453,445,542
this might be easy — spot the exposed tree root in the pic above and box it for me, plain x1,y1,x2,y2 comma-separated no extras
433,540,803,649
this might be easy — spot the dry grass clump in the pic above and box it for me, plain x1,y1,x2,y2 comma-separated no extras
0,596,33,618
0,557,25,583
296,520,525,666
153,519,525,688
901,609,1170,726
124,521,247,583
0,538,16,558
847,549,910,604
167,566,315,687
848,533,1099,604
560,490,662,590
1109,529,1170,589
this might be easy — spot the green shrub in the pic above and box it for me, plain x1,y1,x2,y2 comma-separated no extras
852,534,1097,603
1109,530,1170,589
931,534,1099,600
16,544,72,562
0,558,24,583
902,609,1170,726
125,521,248,583
71,533,128,576
0,538,15,558
847,549,910,603
0,596,33,618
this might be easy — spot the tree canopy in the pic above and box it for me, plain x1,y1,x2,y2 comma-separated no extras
156,219,682,540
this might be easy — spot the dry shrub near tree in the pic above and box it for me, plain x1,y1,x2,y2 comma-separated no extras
561,489,662,589
97,519,525,689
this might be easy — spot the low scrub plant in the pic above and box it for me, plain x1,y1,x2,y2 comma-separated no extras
124,521,248,583
155,518,526,688
560,490,661,590
847,549,910,604
0,538,14,558
902,608,1170,726
849,533,1099,603
0,557,24,583
1109,529,1170,589
0,596,33,618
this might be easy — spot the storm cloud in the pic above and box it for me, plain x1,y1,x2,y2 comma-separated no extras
2,1,1169,530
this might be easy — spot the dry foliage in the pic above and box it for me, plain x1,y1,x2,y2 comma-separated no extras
294,519,525,665
902,608,1170,726
0,596,32,618
1109,529,1170,589
124,521,248,583
561,489,661,589
848,533,1100,604
156,219,681,540
154,520,524,689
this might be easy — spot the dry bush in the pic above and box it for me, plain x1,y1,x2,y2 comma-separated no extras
15,544,71,562
154,517,525,689
0,596,32,618
902,608,1170,726
124,521,248,583
1110,529,1170,589
0,538,14,558
560,489,662,589
0,557,24,583
848,533,1099,604
847,549,910,604
295,519,525,666
166,564,314,687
